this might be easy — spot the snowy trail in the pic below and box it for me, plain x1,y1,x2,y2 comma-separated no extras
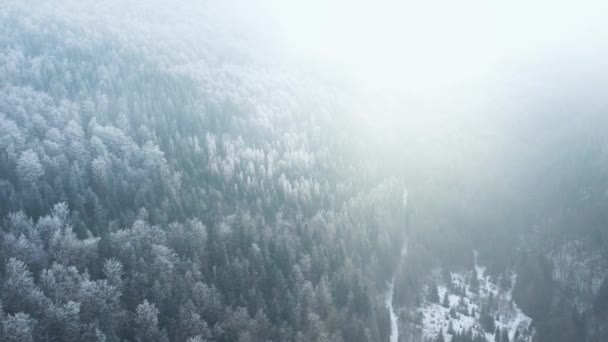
386,245,408,342
386,278,398,342
385,188,409,342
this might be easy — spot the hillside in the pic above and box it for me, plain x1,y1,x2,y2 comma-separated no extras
1,1,608,342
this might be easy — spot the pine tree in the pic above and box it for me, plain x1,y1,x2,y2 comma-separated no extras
16,149,44,186
466,327,473,341
450,307,458,319
480,305,495,333
470,268,479,294
448,320,455,334
458,296,468,315
443,292,450,308
429,283,440,303
488,293,495,310
501,329,510,342
3,312,34,342
135,300,168,342
443,269,454,290
437,328,445,342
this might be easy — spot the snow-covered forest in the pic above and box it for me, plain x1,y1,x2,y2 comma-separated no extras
1,1,608,342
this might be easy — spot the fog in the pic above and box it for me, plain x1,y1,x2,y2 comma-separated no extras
1,1,608,341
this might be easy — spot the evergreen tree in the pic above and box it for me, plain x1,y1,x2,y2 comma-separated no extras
436,328,445,342
466,327,473,341
450,307,458,319
3,313,34,342
470,268,479,294
135,300,168,342
480,305,495,333
457,296,468,315
500,329,510,342
443,292,451,308
443,269,454,290
448,320,455,335
428,283,440,303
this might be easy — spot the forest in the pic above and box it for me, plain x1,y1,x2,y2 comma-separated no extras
1,1,608,342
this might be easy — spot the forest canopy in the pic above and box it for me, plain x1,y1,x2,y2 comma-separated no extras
1,1,608,342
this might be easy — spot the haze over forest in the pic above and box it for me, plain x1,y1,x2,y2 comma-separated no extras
0,1,608,341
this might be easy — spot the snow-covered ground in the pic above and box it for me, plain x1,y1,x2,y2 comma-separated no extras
418,261,534,342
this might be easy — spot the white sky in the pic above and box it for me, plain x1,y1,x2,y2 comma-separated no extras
246,0,608,89
235,0,608,143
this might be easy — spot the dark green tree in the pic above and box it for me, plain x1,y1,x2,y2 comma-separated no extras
443,292,451,308
428,282,440,303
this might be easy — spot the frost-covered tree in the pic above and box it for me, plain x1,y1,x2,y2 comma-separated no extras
2,258,47,314
16,149,44,185
2,312,34,342
135,300,167,342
